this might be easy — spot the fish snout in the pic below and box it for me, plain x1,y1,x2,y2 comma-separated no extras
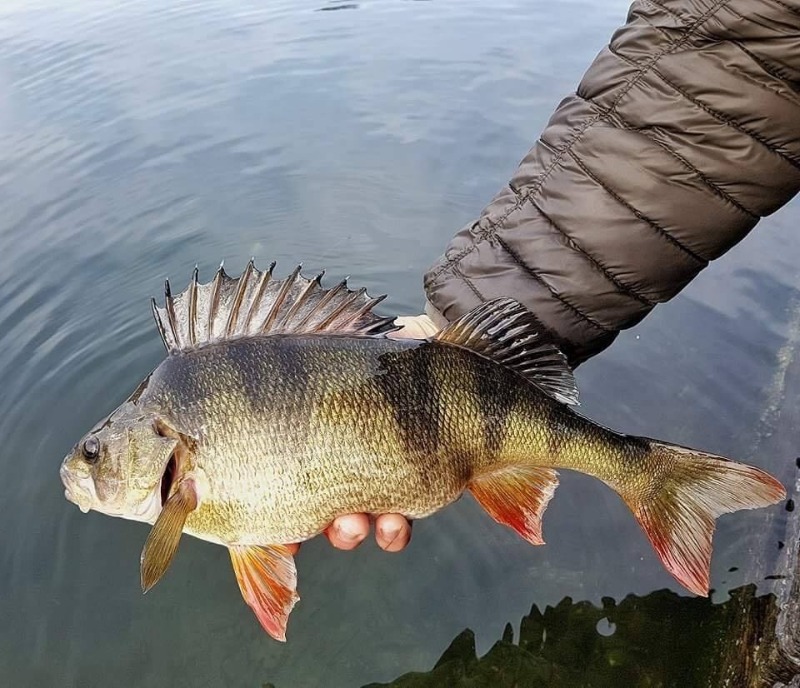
60,460,95,514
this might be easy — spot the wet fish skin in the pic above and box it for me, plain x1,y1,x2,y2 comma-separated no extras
124,331,710,548
139,334,500,545
59,264,786,641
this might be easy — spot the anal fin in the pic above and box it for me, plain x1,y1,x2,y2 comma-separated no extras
229,545,299,642
469,466,559,545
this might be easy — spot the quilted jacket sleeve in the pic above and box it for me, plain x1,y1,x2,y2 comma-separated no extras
424,0,800,366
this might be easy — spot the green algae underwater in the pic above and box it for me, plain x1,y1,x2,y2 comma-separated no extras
266,584,799,687
368,585,797,687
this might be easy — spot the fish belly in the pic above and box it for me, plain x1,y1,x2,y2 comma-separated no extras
182,443,470,546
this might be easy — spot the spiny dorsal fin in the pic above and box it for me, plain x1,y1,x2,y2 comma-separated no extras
434,298,579,405
151,260,399,352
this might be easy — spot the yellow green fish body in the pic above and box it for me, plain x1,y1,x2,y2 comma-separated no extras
59,262,786,641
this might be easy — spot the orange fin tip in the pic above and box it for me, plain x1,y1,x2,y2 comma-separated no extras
627,442,786,596
229,544,299,642
470,466,559,546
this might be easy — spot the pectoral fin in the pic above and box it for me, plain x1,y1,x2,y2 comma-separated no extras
140,480,198,592
229,544,299,642
469,466,559,545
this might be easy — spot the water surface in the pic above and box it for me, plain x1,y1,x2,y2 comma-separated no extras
0,1,798,685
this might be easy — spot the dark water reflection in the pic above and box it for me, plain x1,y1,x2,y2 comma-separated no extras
0,0,797,686
367,585,794,687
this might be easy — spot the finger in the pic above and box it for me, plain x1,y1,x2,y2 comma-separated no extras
325,513,370,550
375,514,412,552
389,315,439,340
284,543,301,555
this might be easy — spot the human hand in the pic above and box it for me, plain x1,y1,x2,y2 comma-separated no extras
286,311,442,556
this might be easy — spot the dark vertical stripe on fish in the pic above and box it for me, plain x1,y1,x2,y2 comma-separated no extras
473,361,515,461
373,344,441,460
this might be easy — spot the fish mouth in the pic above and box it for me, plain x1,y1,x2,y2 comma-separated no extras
160,453,177,506
60,462,95,513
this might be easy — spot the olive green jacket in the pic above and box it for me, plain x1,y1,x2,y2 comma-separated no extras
425,0,800,365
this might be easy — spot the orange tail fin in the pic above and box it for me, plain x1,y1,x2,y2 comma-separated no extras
625,442,785,596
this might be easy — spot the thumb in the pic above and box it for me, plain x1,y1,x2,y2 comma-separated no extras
389,314,441,340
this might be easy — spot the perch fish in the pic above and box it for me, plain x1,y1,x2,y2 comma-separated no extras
60,261,785,640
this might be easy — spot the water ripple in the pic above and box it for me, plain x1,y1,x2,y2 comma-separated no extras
0,0,797,686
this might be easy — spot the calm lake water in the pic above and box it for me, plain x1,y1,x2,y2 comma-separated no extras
1,0,798,686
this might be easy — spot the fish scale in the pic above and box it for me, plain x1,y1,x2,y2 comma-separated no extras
60,262,786,642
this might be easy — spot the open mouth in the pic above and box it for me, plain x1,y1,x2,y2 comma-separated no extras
160,453,177,506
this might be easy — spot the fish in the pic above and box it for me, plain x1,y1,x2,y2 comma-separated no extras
59,260,786,641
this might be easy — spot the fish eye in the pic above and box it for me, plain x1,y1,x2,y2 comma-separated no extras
81,437,100,463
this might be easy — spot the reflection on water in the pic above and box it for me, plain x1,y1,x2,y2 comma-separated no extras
367,585,797,687
0,0,798,686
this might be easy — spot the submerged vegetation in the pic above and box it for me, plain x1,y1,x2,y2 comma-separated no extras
363,584,796,688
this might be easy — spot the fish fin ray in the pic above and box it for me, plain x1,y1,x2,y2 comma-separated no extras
434,298,578,405
229,544,299,642
140,480,197,592
469,465,559,545
152,261,399,352
623,442,785,596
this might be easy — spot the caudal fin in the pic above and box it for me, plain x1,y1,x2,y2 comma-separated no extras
626,443,785,596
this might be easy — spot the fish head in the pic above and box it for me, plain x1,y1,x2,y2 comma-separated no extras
60,401,180,523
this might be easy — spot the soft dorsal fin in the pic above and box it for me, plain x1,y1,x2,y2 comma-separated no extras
434,298,578,405
151,260,399,352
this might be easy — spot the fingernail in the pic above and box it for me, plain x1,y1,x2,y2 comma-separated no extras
338,525,361,541
381,524,401,541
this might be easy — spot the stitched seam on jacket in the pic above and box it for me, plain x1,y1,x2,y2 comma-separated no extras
721,2,800,83
649,65,800,169
615,116,760,218
494,235,612,332
639,17,681,43
455,267,486,303
610,35,800,166
605,49,761,218
636,2,799,92
643,0,686,23
567,149,709,265
429,0,732,285
732,40,797,88
532,203,656,307
768,0,800,17
604,109,759,217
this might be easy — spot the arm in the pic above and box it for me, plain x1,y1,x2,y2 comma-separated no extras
425,0,800,367
313,0,800,552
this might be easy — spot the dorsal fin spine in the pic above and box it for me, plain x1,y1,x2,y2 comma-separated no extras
225,258,254,337
242,261,275,331
332,288,369,329
187,267,199,347
291,272,328,332
152,261,398,351
206,265,224,339
280,270,323,330
336,291,382,330
316,287,361,332
151,298,168,351
306,279,347,323
164,280,180,348
260,265,301,333
433,298,579,405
